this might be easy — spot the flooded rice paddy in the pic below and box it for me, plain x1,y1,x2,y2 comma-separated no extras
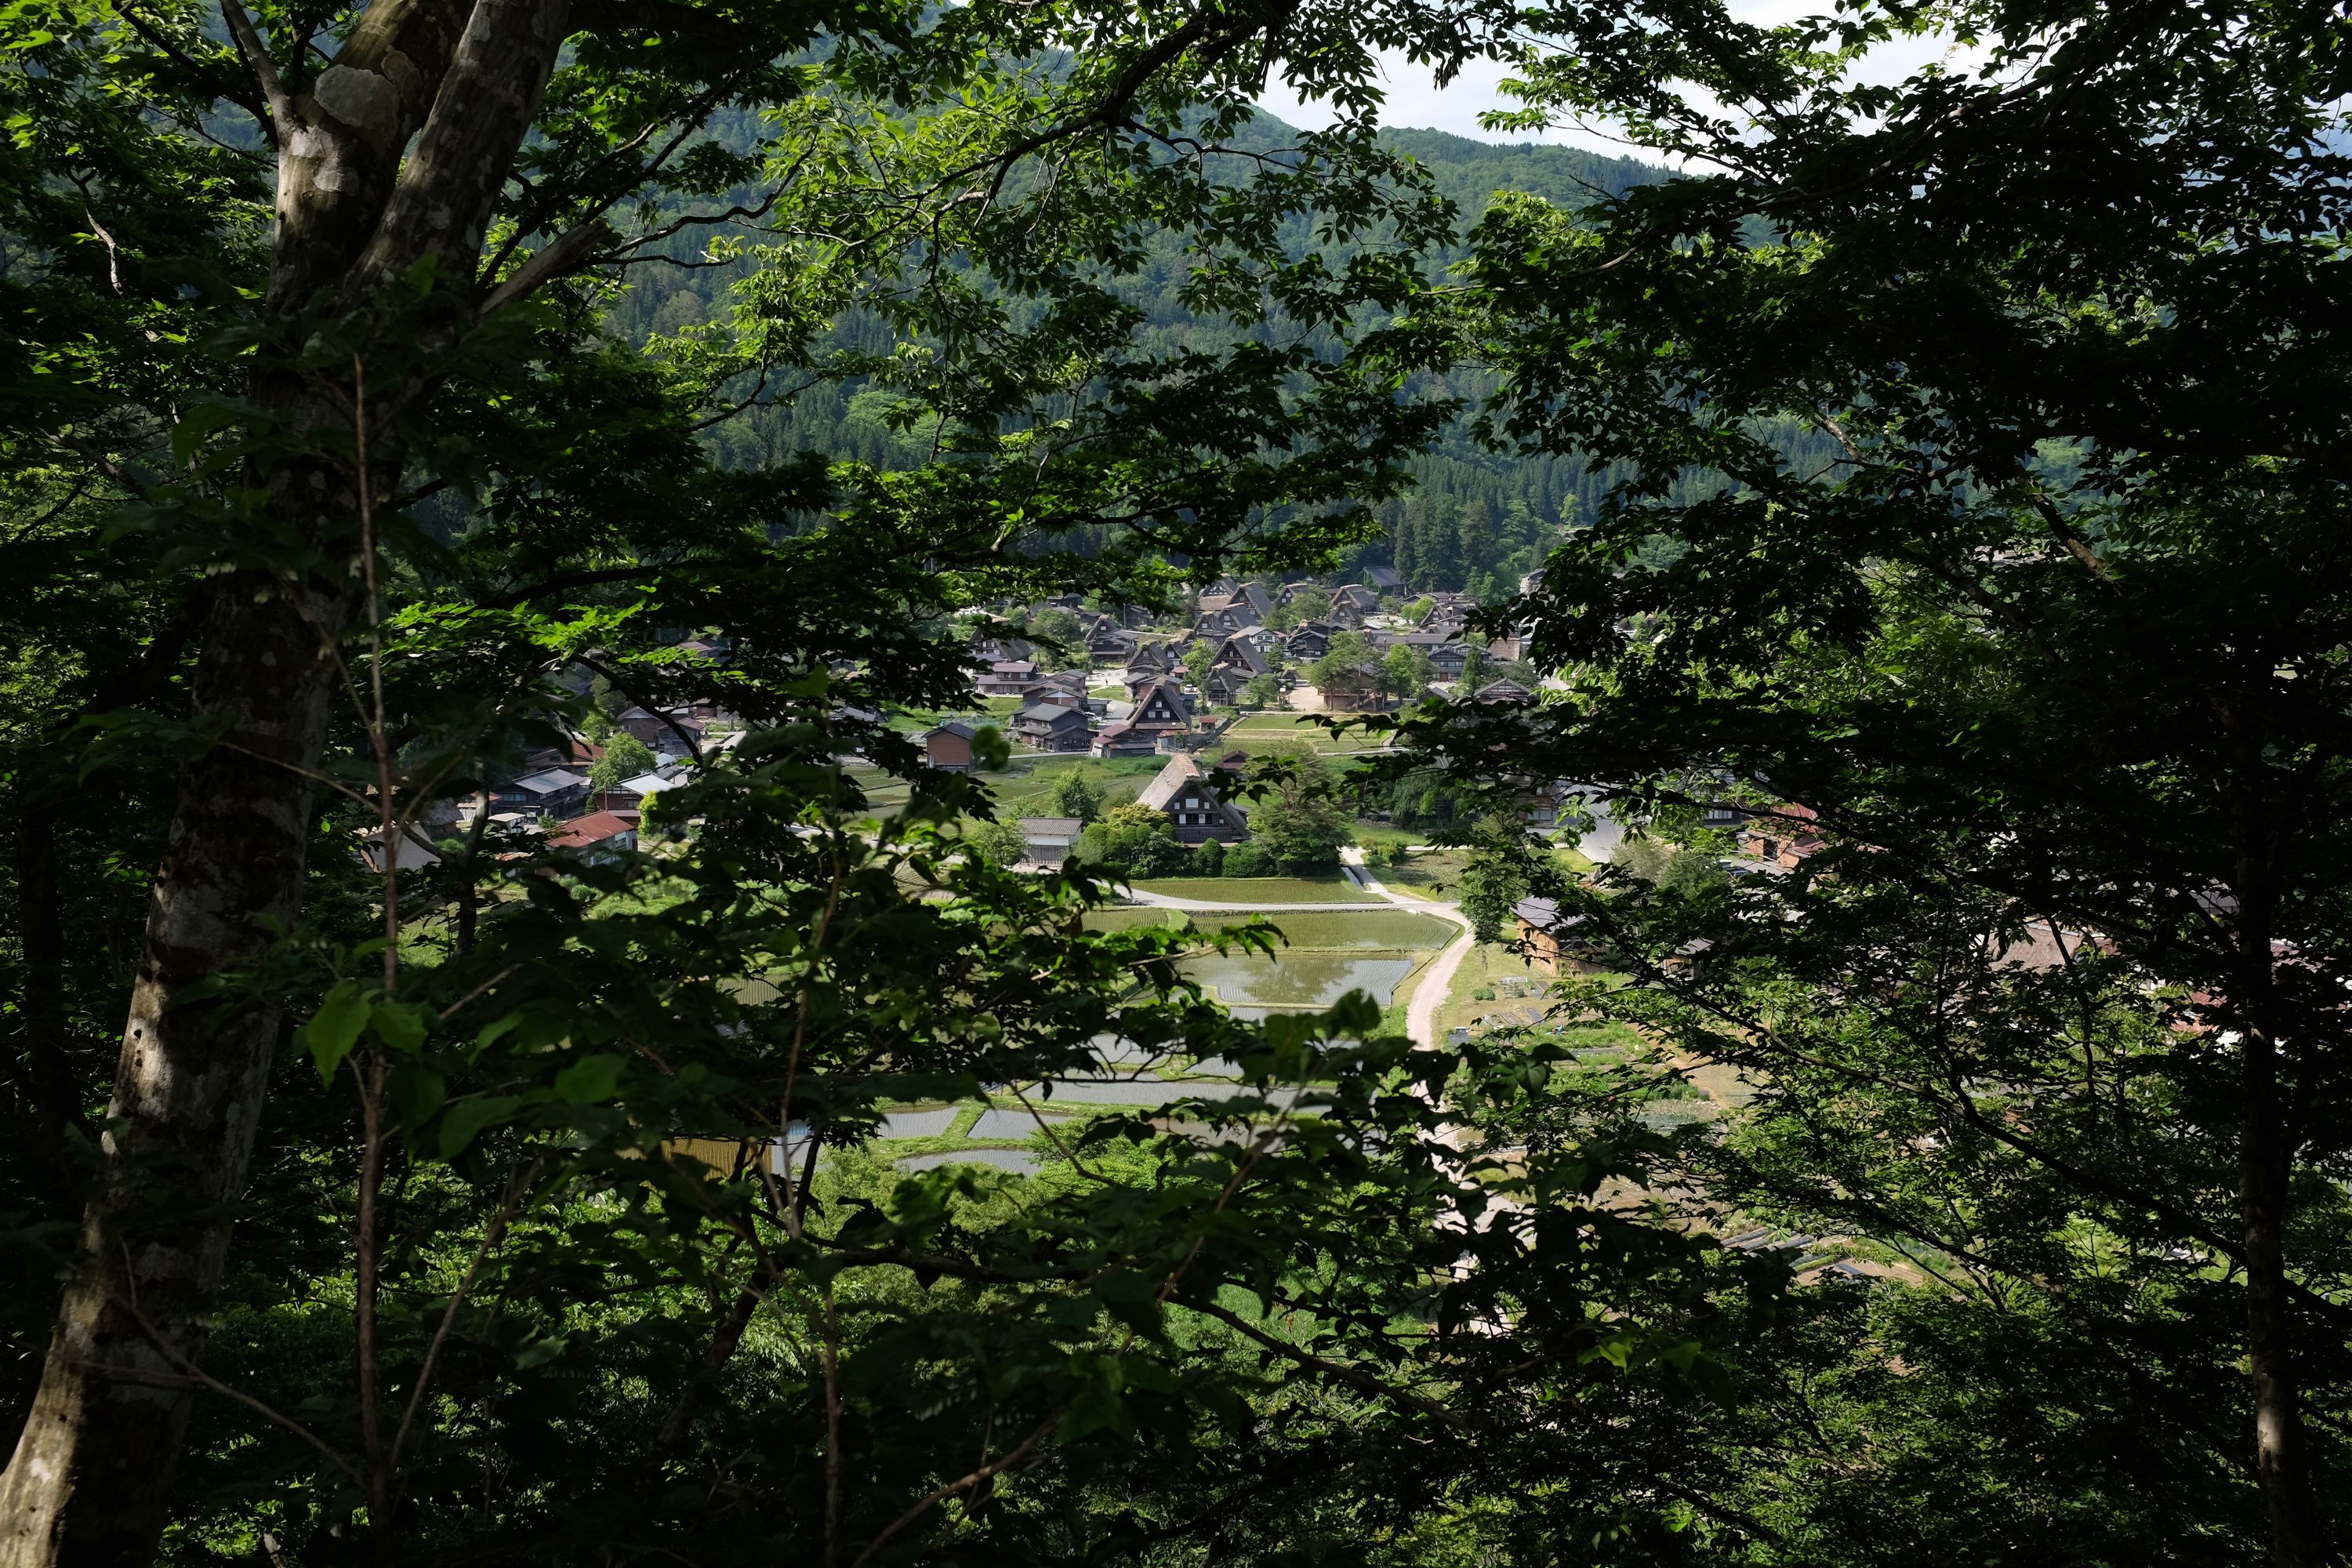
1181,950,1418,1011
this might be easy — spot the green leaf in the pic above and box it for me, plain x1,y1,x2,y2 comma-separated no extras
1094,1271,1164,1341
303,982,370,1085
371,1000,428,1054
554,1053,626,1104
514,1334,568,1370
166,397,251,472
388,1065,446,1134
1057,1353,1128,1440
438,1094,521,1159
473,1011,523,1057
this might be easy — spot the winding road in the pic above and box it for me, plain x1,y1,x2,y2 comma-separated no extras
1117,858,1475,1047
1335,848,1475,1050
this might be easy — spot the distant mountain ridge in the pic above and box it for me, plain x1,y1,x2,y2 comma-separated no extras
619,114,1671,601
1377,125,1664,219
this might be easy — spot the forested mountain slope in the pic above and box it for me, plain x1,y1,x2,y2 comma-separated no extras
608,117,1675,600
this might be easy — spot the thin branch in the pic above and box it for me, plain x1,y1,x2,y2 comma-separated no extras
1003,1080,1111,1182
390,1156,537,1477
774,856,849,1238
823,1283,844,1568
83,209,124,294
478,559,695,610
437,964,520,1025
218,0,296,132
1189,1299,1454,1421
117,1,272,131
49,432,156,498
113,1246,363,1490
5,476,91,545
848,1410,1059,1567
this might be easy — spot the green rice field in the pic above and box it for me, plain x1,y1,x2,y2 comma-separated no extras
1086,907,1454,950
1126,874,1368,902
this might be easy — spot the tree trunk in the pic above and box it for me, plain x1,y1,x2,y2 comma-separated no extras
0,2,572,1556
2241,1025,2325,1566
2225,759,2328,1568
0,557,355,1563
10,802,82,1150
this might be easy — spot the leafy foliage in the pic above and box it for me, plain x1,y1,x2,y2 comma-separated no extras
1381,0,2352,1553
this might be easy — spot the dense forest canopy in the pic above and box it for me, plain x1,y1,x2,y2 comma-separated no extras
605,112,1677,600
1,0,2348,1565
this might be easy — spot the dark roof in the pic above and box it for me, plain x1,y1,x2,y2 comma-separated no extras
1213,637,1269,675
1129,678,1189,713
513,768,588,794
1514,896,1583,929
1017,702,1087,722
553,811,636,848
931,720,980,740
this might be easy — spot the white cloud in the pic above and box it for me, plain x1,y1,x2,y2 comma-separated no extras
1255,10,1987,155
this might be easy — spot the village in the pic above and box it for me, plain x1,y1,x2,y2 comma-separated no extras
395,571,1548,866
388,571,1886,1286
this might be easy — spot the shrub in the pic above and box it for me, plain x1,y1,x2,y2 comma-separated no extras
1087,802,1186,876
969,817,1030,868
1193,838,1225,875
587,732,655,794
1222,843,1272,877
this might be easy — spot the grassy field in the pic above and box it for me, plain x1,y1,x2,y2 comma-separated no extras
1434,942,1552,1040
1373,848,1470,899
1128,873,1367,903
1348,820,1421,854
1432,946,1649,1054
984,756,1165,815
1218,712,1384,753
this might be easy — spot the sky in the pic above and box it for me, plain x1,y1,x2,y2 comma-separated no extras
1253,9,1986,158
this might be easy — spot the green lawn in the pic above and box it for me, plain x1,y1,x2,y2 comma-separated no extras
1433,946,1648,1052
1349,820,1420,853
1233,909,1455,948
1220,713,1381,753
1128,873,1369,903
985,756,1164,815
1370,848,1469,899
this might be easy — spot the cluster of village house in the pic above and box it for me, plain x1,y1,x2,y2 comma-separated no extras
1510,802,1833,972
920,575,1533,765
368,576,1548,872
359,691,739,873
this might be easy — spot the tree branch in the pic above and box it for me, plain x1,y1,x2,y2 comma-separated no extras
477,218,615,321
219,0,296,132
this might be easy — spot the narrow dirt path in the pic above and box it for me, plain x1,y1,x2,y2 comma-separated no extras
1340,847,1472,1049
